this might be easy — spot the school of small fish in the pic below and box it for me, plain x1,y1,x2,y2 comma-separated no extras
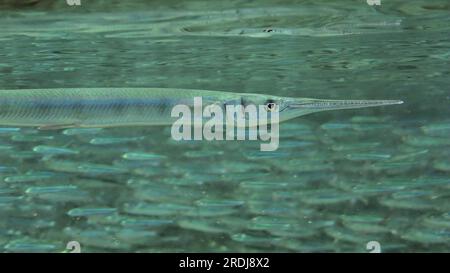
0,116,449,252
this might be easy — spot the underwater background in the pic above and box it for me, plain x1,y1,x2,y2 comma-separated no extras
0,0,449,252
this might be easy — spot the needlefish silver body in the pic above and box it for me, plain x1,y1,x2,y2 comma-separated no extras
0,88,403,129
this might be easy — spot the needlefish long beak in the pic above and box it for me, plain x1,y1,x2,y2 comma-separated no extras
280,98,404,122
288,98,404,110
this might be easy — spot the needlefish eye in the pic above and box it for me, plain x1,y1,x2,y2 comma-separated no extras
264,100,278,112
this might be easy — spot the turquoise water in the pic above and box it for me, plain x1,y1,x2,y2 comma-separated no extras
0,0,449,252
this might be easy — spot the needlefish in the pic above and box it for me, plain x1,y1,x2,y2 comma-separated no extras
0,88,403,129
